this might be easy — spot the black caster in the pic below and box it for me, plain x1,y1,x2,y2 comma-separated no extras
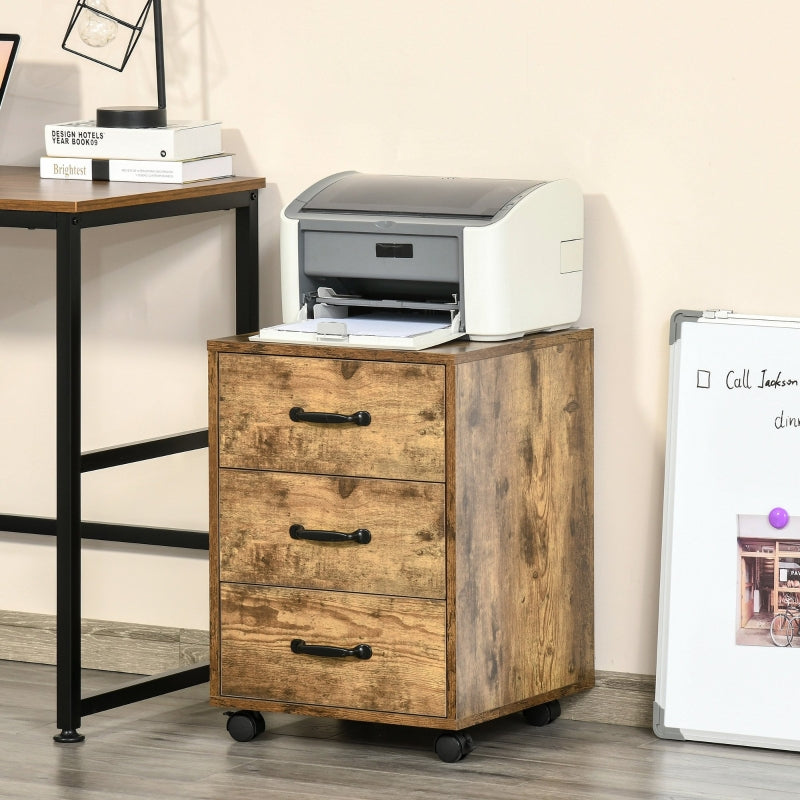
225,710,266,742
522,699,561,727
434,731,474,762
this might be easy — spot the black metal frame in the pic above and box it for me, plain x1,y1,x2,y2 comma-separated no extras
62,0,153,72
62,0,169,129
0,186,260,742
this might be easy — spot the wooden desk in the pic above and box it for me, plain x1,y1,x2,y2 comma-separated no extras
0,166,266,742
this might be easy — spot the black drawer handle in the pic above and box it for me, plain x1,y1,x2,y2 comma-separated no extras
289,407,371,426
290,638,372,660
289,524,371,544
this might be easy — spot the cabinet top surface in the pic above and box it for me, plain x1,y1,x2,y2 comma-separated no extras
208,328,593,364
0,166,266,213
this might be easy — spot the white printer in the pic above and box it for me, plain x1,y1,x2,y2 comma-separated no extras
253,171,584,349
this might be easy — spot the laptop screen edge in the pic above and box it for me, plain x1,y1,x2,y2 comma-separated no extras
0,34,21,111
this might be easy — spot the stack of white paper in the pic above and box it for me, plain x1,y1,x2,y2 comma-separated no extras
250,312,462,350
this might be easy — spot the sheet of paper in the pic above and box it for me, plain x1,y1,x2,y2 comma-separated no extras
274,313,450,338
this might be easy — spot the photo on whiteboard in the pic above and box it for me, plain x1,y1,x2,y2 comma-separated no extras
737,510,800,648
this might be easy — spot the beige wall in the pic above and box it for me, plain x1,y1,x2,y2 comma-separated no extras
2,1,799,675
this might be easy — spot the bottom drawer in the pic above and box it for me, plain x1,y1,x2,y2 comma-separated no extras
219,583,447,717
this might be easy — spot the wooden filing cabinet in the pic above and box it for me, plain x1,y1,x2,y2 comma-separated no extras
208,330,594,760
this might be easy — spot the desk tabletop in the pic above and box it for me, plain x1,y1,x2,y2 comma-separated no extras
0,166,266,213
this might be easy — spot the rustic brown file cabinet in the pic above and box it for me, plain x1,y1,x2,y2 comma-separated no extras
208,330,594,761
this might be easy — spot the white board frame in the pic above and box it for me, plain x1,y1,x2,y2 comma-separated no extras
656,309,800,750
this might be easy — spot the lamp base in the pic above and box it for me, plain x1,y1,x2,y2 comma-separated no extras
96,106,167,129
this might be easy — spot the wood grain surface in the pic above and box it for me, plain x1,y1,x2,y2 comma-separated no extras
219,583,446,717
452,336,594,717
218,469,445,598
217,353,446,481
210,331,594,730
0,166,265,213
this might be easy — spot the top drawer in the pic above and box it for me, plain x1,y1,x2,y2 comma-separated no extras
216,354,445,481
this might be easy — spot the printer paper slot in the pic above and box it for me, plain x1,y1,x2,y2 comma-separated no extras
315,295,459,313
310,286,459,314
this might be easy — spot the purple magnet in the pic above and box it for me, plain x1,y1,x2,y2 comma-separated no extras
769,507,790,529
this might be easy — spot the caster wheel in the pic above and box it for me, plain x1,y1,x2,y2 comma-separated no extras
522,699,561,727
434,731,474,762
225,710,266,742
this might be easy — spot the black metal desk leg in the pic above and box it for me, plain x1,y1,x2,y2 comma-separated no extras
54,213,84,744
235,192,259,335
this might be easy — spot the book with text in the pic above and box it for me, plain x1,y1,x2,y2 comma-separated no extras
40,153,234,184
44,119,222,160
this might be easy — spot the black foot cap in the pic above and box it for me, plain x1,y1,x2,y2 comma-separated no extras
53,729,85,743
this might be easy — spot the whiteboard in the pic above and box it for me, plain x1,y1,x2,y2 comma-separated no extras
656,310,800,750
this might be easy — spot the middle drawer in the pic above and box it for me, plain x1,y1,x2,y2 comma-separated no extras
218,469,446,599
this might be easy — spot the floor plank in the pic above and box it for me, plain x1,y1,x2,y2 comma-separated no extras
1,659,799,799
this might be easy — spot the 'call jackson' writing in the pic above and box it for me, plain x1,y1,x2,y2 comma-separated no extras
726,369,799,389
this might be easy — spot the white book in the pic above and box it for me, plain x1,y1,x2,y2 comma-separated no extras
44,119,222,161
40,154,234,184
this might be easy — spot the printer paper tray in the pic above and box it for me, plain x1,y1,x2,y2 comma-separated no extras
249,313,464,351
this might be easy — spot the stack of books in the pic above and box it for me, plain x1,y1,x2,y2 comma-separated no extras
40,119,233,184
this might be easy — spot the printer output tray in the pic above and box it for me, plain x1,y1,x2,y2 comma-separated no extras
249,312,464,351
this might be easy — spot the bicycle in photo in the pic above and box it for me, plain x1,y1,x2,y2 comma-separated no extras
770,597,800,646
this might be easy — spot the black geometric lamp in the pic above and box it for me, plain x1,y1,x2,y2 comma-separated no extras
62,0,167,128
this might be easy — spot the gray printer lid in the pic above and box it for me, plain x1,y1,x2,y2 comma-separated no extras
296,172,543,219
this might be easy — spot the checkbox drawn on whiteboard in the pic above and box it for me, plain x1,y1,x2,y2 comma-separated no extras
697,369,711,388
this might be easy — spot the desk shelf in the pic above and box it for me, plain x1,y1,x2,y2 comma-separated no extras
0,166,265,742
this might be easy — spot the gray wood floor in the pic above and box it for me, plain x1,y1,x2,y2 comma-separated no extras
2,659,799,800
